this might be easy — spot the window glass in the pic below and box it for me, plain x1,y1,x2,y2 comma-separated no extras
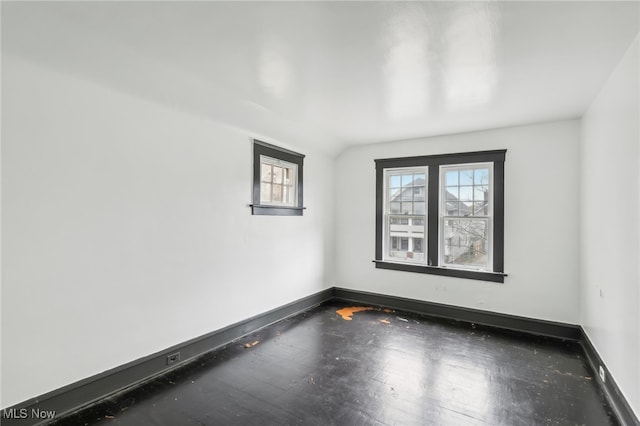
460,170,473,185
273,166,283,184
390,175,401,188
442,219,489,269
272,184,283,202
445,170,458,186
259,155,297,207
261,164,272,182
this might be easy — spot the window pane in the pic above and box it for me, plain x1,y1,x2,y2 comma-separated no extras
442,219,488,268
283,168,292,185
261,183,271,203
413,173,425,186
400,237,409,251
272,184,283,202
473,202,488,216
460,170,474,185
413,186,425,201
401,175,413,187
459,186,473,201
414,202,425,214
261,164,272,182
390,202,401,214
445,170,458,186
273,166,283,184
474,168,489,185
474,187,488,202
389,187,402,201
460,202,473,216
446,186,459,200
446,201,459,216
401,202,412,214
283,186,293,204
401,188,413,201
389,175,401,188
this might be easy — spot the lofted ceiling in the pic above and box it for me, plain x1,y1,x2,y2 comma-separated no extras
2,1,639,155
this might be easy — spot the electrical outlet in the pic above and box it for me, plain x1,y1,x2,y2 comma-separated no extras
167,352,181,366
599,365,606,383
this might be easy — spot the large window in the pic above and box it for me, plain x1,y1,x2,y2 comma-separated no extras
251,140,304,216
375,150,506,282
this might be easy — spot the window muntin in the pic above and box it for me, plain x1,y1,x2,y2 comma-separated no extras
440,164,493,271
383,167,427,264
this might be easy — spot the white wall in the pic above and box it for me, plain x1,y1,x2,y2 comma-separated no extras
1,54,334,408
335,120,581,324
580,35,639,418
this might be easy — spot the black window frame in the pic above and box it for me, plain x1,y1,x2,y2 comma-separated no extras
251,140,305,216
374,149,506,283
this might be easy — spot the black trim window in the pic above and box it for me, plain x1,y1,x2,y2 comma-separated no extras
375,150,506,282
252,140,305,216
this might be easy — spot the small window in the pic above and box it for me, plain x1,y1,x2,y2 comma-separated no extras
252,140,304,216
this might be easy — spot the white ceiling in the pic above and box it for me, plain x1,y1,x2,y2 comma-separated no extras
3,1,639,155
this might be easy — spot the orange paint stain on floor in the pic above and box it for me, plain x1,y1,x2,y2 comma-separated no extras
336,306,374,320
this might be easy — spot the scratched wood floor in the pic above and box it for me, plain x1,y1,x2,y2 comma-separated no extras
53,301,617,425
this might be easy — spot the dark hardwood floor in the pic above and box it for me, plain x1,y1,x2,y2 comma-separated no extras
53,302,617,425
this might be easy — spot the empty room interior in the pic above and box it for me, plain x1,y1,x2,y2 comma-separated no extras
1,1,639,425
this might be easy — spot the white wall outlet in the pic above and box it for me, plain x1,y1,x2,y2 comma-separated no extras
599,365,606,382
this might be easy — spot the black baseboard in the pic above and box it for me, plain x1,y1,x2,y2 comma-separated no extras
580,328,640,426
3,287,637,426
333,287,582,341
0,288,334,426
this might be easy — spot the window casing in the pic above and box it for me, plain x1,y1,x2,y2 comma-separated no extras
375,150,506,282
252,140,304,216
